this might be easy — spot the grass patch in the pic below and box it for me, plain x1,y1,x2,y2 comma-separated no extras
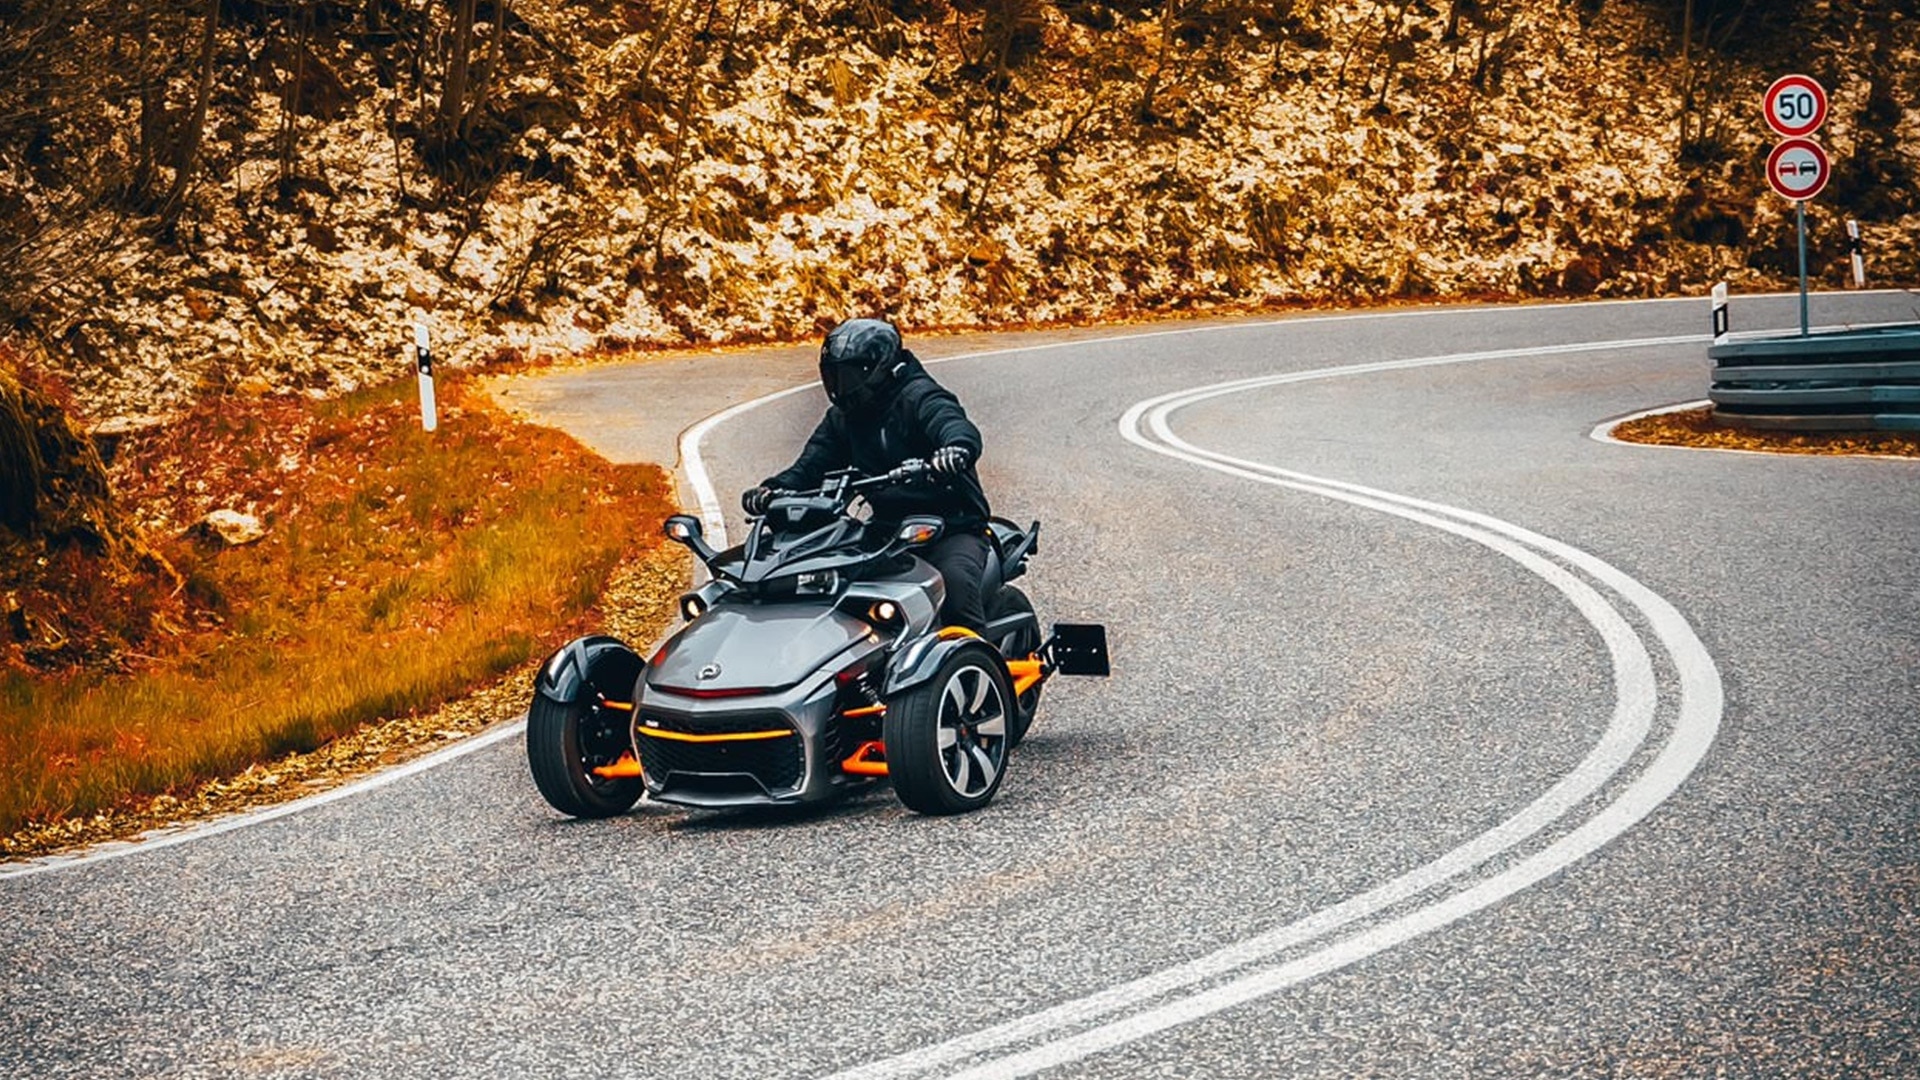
1612,407,1920,458
0,376,675,837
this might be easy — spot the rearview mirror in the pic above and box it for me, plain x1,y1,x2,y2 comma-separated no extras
663,515,703,543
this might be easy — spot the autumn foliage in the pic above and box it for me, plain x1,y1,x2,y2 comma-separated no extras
0,374,674,836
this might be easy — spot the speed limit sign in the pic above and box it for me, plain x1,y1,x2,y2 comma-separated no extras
1764,74,1827,138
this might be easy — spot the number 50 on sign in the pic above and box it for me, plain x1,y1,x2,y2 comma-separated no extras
1764,74,1827,138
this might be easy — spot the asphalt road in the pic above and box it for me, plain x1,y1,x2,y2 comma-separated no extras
5,294,1918,1079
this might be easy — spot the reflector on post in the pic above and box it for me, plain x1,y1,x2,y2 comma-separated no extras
1847,220,1865,289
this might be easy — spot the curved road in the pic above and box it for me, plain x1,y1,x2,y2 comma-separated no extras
5,295,1917,1078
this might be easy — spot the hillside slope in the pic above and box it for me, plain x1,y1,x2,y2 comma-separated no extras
4,0,1916,427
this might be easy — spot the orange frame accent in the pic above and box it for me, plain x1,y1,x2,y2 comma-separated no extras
637,726,791,744
590,753,643,779
841,703,886,718
1005,658,1044,697
600,700,634,712
841,740,888,777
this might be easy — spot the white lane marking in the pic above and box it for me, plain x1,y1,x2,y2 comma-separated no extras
951,650,1717,1080
825,335,1725,1079
942,527,1722,1080
0,720,528,882
827,496,1658,1080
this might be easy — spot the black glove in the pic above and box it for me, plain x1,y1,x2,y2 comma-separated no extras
742,486,775,516
930,445,971,477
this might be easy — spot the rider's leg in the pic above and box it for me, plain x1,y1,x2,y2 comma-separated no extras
924,532,990,633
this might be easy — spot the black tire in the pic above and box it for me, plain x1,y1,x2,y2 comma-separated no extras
884,647,1013,815
992,586,1042,748
527,695,643,818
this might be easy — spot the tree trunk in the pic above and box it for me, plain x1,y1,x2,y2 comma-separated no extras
439,0,480,145
1138,0,1181,122
471,0,511,123
1677,0,1694,151
279,0,315,184
159,0,221,225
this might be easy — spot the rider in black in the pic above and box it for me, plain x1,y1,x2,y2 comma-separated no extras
743,318,993,632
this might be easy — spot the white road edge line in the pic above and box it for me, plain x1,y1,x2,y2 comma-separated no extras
824,334,1725,1080
681,384,815,543
1591,399,1920,463
0,720,528,881
1591,398,1714,445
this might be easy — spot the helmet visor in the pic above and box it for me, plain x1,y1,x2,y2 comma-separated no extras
820,358,871,405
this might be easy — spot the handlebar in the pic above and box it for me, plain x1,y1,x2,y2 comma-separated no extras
767,459,933,504
849,458,932,491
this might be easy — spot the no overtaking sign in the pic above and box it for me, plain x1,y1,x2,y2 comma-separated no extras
1767,137,1830,201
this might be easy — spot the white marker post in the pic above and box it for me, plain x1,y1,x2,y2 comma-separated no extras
1710,282,1729,344
412,320,437,432
1847,219,1865,288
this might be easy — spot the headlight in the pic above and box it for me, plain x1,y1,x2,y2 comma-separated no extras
680,594,706,621
795,570,840,596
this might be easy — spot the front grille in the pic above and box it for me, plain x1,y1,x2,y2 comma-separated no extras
635,707,803,794
639,707,795,737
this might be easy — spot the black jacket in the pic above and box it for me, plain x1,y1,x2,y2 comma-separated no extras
763,353,991,529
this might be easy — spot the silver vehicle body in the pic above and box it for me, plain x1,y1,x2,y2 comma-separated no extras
634,560,945,807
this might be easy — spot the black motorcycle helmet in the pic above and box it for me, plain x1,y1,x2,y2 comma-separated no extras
819,318,905,414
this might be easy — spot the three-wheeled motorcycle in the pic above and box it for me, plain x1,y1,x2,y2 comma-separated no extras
525,460,1108,817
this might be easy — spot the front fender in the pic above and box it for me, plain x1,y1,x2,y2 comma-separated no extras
535,634,644,708
882,632,1003,699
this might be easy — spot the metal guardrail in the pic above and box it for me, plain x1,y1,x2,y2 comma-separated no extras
1708,324,1920,431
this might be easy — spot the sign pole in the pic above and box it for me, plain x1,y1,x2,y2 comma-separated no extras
1796,201,1809,338
1762,75,1828,340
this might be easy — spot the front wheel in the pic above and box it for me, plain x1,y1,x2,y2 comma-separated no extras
527,695,643,818
884,648,1013,815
